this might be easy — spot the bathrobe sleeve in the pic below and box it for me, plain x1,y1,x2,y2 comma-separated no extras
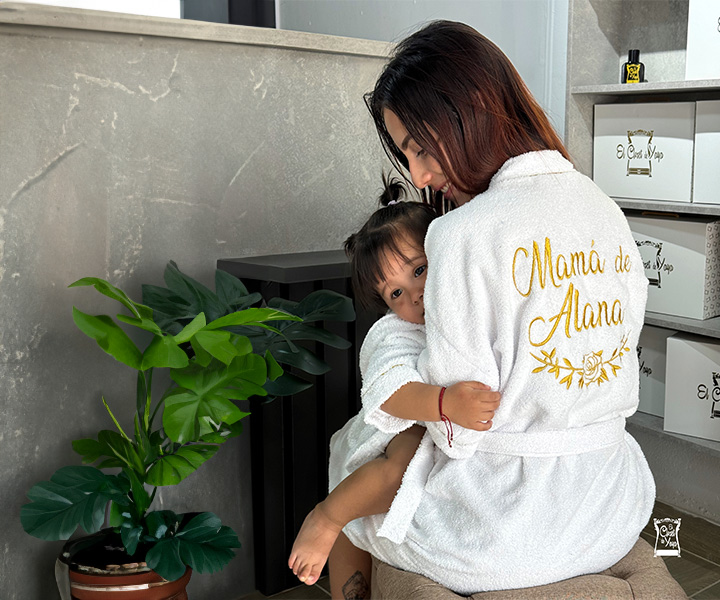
359,313,427,433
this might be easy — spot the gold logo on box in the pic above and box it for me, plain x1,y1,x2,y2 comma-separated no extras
615,129,665,177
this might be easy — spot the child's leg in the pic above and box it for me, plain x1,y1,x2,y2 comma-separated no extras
288,424,425,585
328,532,372,600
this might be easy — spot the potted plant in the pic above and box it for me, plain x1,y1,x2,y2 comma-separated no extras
20,262,354,598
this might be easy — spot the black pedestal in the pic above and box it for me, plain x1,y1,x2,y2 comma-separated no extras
218,251,377,595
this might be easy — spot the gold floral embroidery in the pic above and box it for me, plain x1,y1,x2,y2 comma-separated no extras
530,334,630,389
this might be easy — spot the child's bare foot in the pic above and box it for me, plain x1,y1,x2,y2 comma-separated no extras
288,502,344,585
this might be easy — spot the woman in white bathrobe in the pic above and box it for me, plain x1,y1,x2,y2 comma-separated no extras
327,20,655,598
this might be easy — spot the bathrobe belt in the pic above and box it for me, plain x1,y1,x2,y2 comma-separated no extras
468,415,627,457
376,416,627,544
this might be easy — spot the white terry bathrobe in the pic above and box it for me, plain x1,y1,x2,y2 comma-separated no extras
328,150,655,594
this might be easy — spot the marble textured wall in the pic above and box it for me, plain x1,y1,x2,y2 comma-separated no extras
0,4,389,598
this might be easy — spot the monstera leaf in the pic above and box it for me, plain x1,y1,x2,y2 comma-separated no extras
20,466,130,540
163,354,262,443
146,445,222,486
142,262,262,335
145,512,241,581
143,262,355,393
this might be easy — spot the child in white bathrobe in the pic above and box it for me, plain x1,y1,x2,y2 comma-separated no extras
288,178,500,587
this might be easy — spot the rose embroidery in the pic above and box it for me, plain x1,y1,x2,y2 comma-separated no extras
531,335,630,389
582,351,603,384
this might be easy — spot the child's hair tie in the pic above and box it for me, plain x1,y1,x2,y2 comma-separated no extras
438,386,453,447
379,172,407,207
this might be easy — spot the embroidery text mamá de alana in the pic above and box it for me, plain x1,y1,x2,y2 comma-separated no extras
512,238,629,347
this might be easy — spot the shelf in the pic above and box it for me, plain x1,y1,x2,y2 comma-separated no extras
218,250,349,284
645,311,720,339
572,79,720,96
615,198,720,217
627,412,720,459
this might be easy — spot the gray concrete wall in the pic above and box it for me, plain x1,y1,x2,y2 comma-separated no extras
0,3,389,598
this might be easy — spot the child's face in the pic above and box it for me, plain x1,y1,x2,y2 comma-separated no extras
376,238,427,324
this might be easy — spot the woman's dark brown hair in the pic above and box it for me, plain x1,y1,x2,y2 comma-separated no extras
365,20,571,213
345,175,438,313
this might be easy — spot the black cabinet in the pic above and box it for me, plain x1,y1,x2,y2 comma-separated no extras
218,251,377,595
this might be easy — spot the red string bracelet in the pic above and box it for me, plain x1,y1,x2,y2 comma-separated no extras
438,386,453,447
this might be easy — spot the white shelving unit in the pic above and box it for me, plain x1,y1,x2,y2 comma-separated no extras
572,79,720,96
614,198,720,217
566,0,720,522
644,311,720,340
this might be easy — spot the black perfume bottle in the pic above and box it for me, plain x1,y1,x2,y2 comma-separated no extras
621,49,645,84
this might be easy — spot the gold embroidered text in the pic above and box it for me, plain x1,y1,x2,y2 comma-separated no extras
528,283,624,347
513,238,605,298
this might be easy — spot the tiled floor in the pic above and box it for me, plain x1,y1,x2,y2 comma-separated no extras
240,576,331,600
240,501,720,600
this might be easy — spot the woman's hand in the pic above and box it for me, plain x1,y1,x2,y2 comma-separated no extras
441,382,500,431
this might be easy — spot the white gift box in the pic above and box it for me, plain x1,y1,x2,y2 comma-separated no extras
685,0,720,81
693,101,720,205
626,215,720,320
593,102,695,203
665,334,720,442
637,326,676,417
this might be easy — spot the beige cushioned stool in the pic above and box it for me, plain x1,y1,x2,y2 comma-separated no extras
371,537,687,599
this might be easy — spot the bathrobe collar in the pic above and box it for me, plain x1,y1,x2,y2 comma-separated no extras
488,150,575,189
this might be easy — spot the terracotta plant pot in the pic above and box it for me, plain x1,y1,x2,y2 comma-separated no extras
68,567,191,600
58,530,192,600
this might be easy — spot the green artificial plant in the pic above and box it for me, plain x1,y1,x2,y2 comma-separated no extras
142,261,356,398
21,262,355,581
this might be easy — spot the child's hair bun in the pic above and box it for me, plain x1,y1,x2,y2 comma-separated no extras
344,232,357,258
379,172,407,207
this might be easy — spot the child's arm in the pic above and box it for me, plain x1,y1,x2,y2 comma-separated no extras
360,315,499,434
380,381,500,431
381,380,501,460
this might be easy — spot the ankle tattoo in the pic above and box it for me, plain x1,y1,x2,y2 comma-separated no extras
342,570,369,600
